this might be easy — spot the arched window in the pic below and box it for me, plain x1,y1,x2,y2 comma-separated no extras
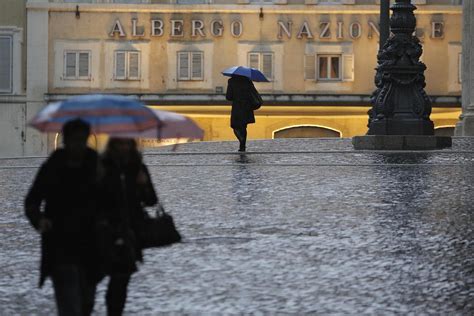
273,125,341,139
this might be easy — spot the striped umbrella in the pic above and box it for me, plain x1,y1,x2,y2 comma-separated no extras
29,94,161,134
112,109,204,140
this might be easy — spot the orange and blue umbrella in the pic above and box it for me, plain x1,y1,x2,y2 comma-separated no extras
29,94,161,134
222,66,269,82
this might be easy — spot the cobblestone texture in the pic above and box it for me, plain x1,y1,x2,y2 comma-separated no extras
1,138,474,315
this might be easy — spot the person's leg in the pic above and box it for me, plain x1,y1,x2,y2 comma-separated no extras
233,126,247,151
79,268,97,316
106,273,131,316
233,128,242,143
51,264,83,316
238,126,247,151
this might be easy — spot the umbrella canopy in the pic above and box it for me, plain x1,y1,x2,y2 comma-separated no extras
112,109,204,140
29,94,161,134
222,66,270,82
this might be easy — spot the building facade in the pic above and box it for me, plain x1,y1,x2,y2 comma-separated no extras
2,0,463,155
0,1,27,156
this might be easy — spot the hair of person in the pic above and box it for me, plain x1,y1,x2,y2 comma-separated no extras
105,137,142,166
62,118,91,141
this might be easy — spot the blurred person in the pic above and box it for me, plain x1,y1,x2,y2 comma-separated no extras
98,137,157,316
25,118,101,316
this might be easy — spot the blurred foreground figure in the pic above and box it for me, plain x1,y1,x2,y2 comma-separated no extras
25,119,101,316
98,137,157,316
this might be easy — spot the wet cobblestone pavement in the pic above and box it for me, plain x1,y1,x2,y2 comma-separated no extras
1,138,474,315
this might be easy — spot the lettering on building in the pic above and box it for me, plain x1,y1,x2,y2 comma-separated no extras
108,17,445,40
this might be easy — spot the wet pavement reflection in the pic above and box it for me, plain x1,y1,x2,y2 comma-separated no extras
1,138,473,314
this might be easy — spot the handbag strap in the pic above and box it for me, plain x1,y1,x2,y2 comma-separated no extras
155,203,167,218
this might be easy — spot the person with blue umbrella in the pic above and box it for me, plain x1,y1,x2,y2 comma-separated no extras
222,66,266,152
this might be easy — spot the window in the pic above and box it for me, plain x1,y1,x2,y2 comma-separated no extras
114,51,141,80
112,0,143,3
64,51,91,80
304,53,354,82
319,0,342,3
177,0,207,3
250,0,274,3
318,55,341,81
248,52,273,81
0,36,12,93
177,51,203,81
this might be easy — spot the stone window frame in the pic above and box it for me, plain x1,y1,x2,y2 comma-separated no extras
304,53,354,83
0,27,22,95
166,41,213,90
177,51,204,81
248,51,274,81
305,0,355,5
63,50,92,80
317,54,342,81
0,35,12,93
114,50,141,81
448,42,461,93
56,0,152,3
375,0,426,4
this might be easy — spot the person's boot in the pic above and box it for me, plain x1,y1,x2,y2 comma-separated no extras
238,142,246,152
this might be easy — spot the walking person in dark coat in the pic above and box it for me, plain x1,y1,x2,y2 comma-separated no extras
98,137,158,316
24,119,101,316
226,75,259,152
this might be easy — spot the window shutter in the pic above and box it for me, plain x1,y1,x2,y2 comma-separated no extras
128,52,140,79
191,52,203,80
115,52,126,79
65,52,77,78
78,52,90,78
178,52,189,80
0,36,12,92
248,53,259,70
262,53,273,80
304,55,315,80
342,54,354,82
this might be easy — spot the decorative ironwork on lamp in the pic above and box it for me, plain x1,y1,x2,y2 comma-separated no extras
367,0,434,135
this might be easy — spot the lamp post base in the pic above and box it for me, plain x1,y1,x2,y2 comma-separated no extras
353,135,452,150
368,118,434,136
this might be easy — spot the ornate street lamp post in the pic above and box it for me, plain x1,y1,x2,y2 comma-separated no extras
379,0,390,50
367,0,434,135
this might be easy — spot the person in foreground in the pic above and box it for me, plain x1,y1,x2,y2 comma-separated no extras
98,137,158,316
24,119,101,316
226,74,259,152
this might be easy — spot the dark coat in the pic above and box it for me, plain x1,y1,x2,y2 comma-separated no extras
99,156,158,274
24,148,100,287
226,76,256,129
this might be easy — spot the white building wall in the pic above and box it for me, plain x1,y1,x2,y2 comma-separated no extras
26,6,49,156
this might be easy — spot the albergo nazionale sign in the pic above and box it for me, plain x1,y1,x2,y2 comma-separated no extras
109,17,445,40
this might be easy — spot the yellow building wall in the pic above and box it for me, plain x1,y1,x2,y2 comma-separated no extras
152,105,461,140
41,4,462,145
46,6,461,96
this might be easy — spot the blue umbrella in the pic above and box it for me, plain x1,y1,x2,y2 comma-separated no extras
222,66,270,82
29,94,161,134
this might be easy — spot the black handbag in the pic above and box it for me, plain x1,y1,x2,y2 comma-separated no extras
139,204,182,249
249,86,263,110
